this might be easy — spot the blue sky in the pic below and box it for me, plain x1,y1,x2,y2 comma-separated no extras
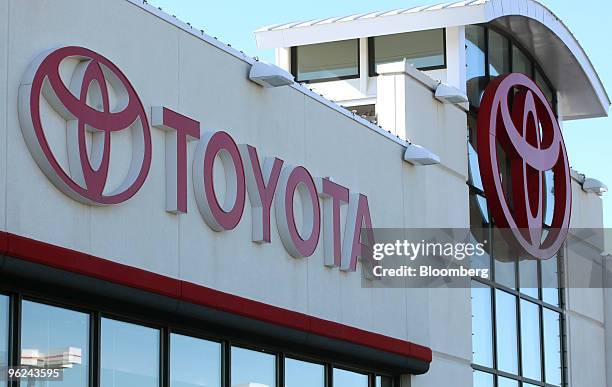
147,0,612,226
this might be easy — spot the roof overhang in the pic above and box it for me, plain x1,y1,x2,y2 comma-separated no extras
255,0,610,120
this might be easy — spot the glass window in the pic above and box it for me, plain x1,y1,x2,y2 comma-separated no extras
494,257,516,290
543,309,562,386
333,368,368,387
375,375,393,387
495,290,518,374
519,259,539,298
371,29,445,73
497,376,518,387
231,347,276,387
101,318,160,387
541,255,560,306
471,282,493,367
466,25,487,107
0,295,8,376
488,30,510,77
535,69,554,106
294,40,359,82
511,45,532,77
20,301,89,387
170,334,221,387
520,300,542,381
284,358,324,387
473,370,493,387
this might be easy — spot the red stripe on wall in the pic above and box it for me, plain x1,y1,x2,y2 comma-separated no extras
0,231,432,363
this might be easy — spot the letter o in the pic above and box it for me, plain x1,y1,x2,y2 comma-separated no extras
193,131,246,231
275,165,321,257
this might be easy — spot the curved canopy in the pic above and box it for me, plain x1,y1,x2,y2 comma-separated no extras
255,0,610,120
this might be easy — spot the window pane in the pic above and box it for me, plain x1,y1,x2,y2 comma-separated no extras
519,259,539,298
373,29,445,70
495,290,518,374
285,358,324,387
471,282,493,367
473,370,493,387
170,334,221,387
497,376,518,387
541,255,560,306
0,296,8,376
20,301,89,387
375,375,393,387
535,69,554,106
494,257,517,289
520,300,542,381
333,368,368,387
101,318,159,387
488,30,510,77
231,347,276,387
511,45,532,77
295,40,358,82
466,25,487,107
543,309,562,386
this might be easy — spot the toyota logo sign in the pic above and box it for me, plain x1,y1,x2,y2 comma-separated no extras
477,73,571,260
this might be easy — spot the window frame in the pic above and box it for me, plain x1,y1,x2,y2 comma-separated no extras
0,287,397,387
290,39,361,84
368,28,447,77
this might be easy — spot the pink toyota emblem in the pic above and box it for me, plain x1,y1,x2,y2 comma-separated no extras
18,46,152,205
477,73,571,260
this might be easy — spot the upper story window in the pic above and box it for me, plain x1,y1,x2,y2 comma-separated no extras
291,39,359,83
369,29,446,75
465,25,557,110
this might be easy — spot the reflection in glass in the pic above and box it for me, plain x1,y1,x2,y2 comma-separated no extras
535,69,555,106
541,255,560,306
20,301,89,387
544,170,555,227
296,40,359,82
494,257,516,290
468,143,484,192
488,30,510,77
471,282,493,367
101,318,159,387
372,29,445,70
0,296,8,374
466,25,487,107
231,347,276,387
519,259,539,298
497,376,518,387
543,309,562,386
495,290,518,374
520,300,542,381
473,370,493,387
333,368,368,387
170,334,221,387
375,375,393,387
285,358,324,387
511,45,532,77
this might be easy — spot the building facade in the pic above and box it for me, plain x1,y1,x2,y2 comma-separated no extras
0,1,610,387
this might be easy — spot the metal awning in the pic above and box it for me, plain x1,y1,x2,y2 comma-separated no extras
255,0,610,120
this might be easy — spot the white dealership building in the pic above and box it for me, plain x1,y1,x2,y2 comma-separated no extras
0,1,611,387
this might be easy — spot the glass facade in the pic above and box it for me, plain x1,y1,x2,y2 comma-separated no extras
20,301,89,387
369,29,445,74
101,318,160,387
467,24,564,387
292,40,359,83
285,358,324,387
0,294,395,387
231,346,276,387
170,334,221,387
333,368,368,387
0,295,8,385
